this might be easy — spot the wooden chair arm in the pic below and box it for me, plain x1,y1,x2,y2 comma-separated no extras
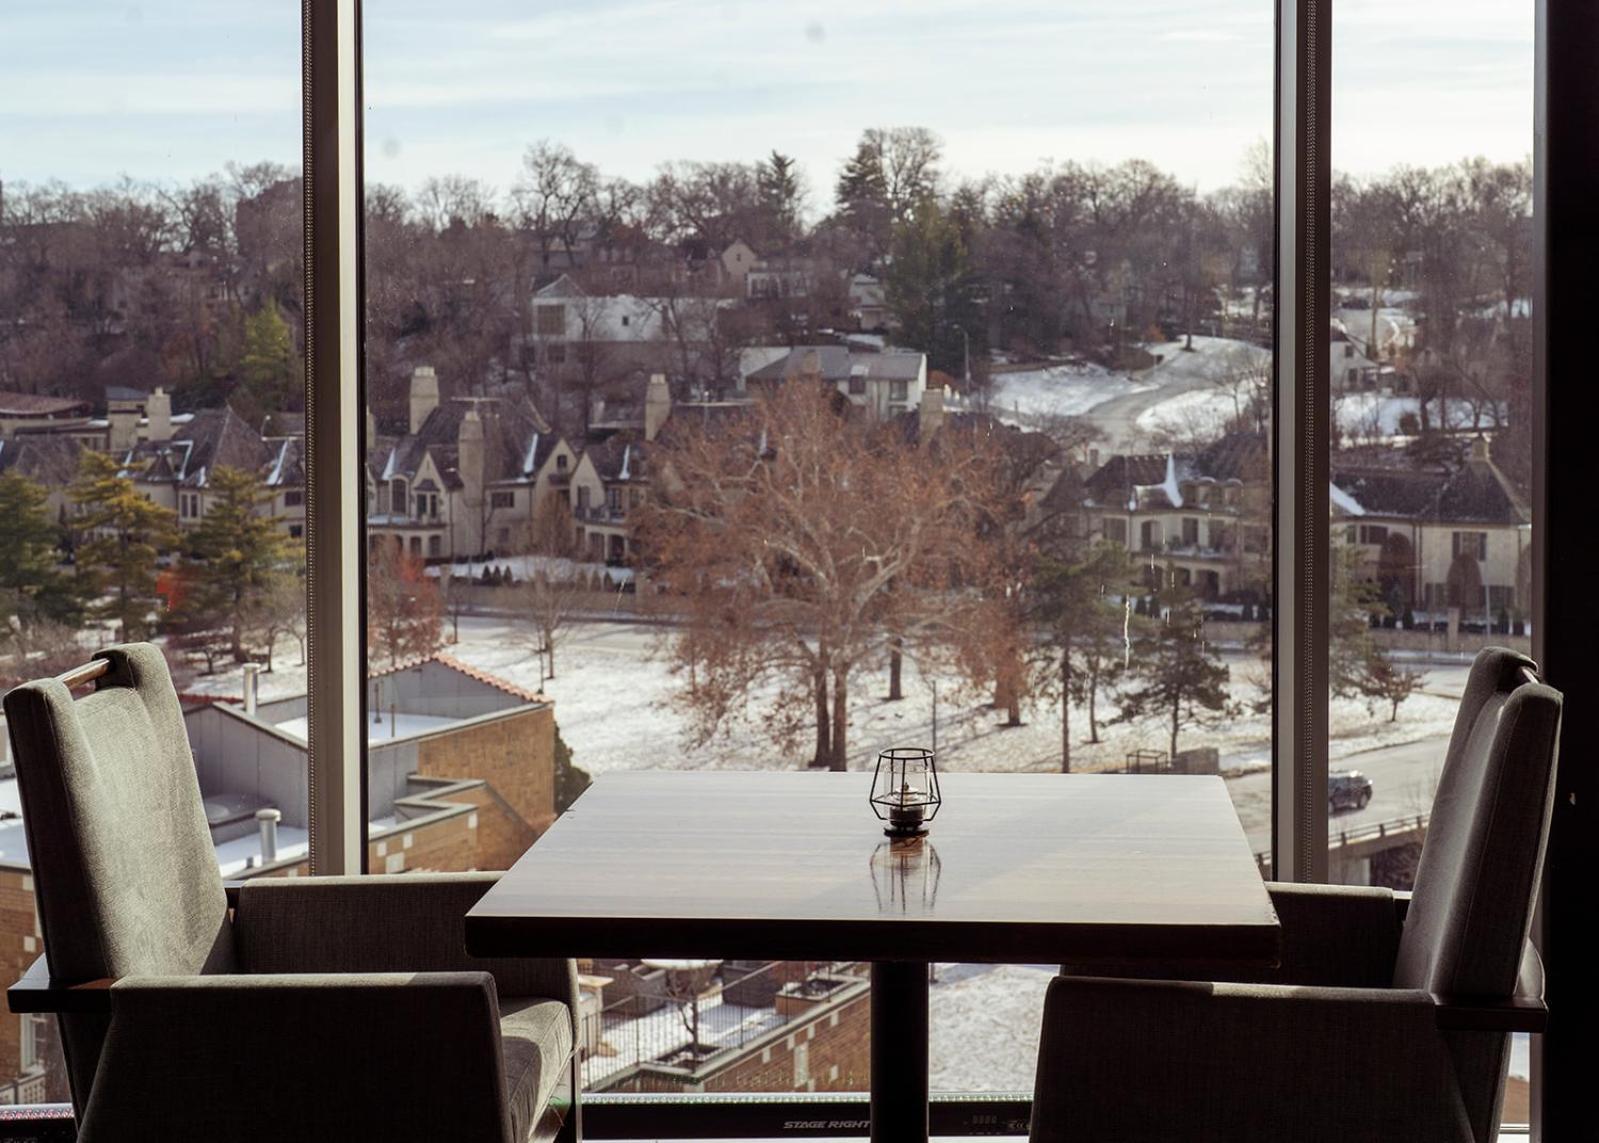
1431,939,1547,1032
7,954,115,1015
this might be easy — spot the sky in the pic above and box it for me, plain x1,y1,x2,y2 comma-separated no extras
0,0,1533,199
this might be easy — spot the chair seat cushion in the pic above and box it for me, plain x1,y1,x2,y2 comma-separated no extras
499,997,573,1143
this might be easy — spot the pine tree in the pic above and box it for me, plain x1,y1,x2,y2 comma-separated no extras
236,303,301,422
70,451,179,641
1115,579,1235,761
178,465,294,662
885,199,980,375
757,150,803,244
0,470,79,630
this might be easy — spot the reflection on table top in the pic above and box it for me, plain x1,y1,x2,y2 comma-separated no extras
466,770,1279,968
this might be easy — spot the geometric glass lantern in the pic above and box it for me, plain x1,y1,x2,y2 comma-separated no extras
869,747,942,837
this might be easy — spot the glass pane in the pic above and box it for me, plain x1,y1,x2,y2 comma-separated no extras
0,0,302,1106
363,0,1272,1100
1329,0,1534,1127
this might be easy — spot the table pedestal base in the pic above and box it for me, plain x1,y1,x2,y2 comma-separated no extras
870,961,930,1143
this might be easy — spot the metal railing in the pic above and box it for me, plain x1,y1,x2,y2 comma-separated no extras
1254,812,1430,870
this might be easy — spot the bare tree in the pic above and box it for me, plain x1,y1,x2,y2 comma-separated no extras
636,383,1002,770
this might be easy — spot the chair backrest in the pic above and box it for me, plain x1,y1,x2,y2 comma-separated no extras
3,643,233,1106
1393,646,1561,998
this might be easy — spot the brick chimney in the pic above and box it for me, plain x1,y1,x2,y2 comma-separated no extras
644,373,672,442
409,365,439,435
145,386,172,443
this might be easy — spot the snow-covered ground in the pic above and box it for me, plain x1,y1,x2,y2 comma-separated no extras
165,615,1486,1096
1137,385,1504,444
182,617,1463,782
988,360,1155,422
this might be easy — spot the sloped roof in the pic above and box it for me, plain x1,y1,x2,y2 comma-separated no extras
0,434,83,487
1193,431,1267,482
1331,447,1527,526
0,391,90,418
584,432,650,483
746,347,924,385
379,395,551,491
129,405,274,488
1084,454,1172,506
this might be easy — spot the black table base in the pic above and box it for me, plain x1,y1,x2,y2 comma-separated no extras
870,961,930,1143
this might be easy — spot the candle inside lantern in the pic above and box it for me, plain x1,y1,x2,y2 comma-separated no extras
870,747,941,837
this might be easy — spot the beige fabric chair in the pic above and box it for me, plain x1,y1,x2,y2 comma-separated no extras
3,643,578,1143
1032,647,1561,1143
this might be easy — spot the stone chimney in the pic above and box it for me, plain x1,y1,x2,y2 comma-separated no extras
145,386,172,443
918,386,945,441
1469,435,1491,466
457,404,486,548
409,365,439,435
365,405,377,446
108,404,140,452
644,373,672,442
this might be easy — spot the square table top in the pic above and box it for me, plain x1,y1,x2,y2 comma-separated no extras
465,770,1280,968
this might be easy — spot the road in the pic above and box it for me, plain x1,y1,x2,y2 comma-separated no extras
1226,734,1451,857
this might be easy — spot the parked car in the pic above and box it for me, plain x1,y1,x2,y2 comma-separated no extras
1329,769,1373,814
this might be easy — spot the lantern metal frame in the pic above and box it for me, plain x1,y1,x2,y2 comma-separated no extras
869,746,943,837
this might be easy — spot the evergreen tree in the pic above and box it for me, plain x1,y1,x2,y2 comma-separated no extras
885,199,982,375
236,303,301,422
1115,579,1235,760
0,470,83,632
70,451,179,641
178,465,294,662
553,725,592,815
756,150,803,245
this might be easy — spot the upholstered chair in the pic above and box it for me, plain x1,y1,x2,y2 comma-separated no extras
1032,646,1561,1143
4,643,578,1143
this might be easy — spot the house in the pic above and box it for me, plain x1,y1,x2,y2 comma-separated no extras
366,366,573,560
1330,320,1385,391
122,399,305,540
1079,431,1273,601
1332,436,1531,620
847,273,890,330
528,274,726,390
742,346,927,421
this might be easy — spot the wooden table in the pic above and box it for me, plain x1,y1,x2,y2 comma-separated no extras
466,771,1279,1143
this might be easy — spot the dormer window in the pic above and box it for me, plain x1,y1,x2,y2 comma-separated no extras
557,454,568,472
390,478,408,516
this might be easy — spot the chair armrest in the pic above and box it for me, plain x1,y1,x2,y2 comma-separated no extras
1061,882,1400,987
1033,975,1474,1143
82,972,515,1143
1432,938,1547,1033
234,873,577,1011
6,954,115,1015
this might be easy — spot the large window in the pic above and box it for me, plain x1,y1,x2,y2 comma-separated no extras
1328,0,1534,1122
0,0,1563,1132
0,0,304,1106
362,0,1274,1104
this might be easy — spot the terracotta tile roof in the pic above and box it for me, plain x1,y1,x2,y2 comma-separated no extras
366,652,549,705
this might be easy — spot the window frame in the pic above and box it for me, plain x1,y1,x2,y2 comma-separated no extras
285,0,1587,1136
